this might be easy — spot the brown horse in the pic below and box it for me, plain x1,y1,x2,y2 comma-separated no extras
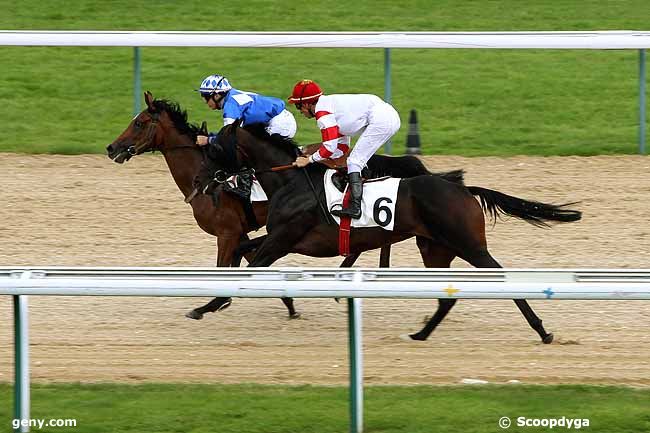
106,92,460,320
106,92,286,319
200,122,583,343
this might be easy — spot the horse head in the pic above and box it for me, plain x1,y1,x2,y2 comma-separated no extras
195,120,304,203
192,120,244,195
107,91,204,163
202,120,300,174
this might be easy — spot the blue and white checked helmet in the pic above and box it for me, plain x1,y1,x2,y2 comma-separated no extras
198,74,232,96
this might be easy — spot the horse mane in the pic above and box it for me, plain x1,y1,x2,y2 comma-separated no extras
152,99,201,137
243,123,302,158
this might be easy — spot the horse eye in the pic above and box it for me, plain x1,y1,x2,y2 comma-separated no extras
134,120,143,128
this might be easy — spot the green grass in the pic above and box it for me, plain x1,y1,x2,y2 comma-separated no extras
2,383,650,432
0,1,649,156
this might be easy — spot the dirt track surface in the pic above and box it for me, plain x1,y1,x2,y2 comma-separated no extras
1,153,650,386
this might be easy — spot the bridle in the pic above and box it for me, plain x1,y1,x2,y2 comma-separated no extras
127,111,160,156
127,110,201,157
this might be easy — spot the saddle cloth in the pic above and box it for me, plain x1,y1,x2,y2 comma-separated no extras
323,169,400,231
225,175,268,202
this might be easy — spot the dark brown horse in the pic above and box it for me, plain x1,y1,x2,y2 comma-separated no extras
200,122,582,343
106,92,461,321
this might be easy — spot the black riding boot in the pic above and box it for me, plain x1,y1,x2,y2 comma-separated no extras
332,172,363,219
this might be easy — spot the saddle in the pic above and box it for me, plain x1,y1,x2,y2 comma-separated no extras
198,168,261,231
221,169,255,201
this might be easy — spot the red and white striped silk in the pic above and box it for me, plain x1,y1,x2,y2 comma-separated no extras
310,110,350,161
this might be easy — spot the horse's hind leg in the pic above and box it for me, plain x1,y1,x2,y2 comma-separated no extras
332,252,362,304
514,299,554,344
332,245,390,303
409,237,457,341
466,249,553,344
379,244,391,268
410,299,457,341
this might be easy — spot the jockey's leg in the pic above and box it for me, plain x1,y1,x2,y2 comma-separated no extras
331,171,363,219
333,103,401,219
266,109,297,138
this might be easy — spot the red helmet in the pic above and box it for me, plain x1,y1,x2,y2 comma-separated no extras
288,79,322,104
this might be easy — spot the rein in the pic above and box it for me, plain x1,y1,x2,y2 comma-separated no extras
255,163,296,174
246,141,322,174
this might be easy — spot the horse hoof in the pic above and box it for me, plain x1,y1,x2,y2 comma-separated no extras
289,312,302,320
216,298,232,312
542,333,554,344
185,310,203,320
408,333,426,341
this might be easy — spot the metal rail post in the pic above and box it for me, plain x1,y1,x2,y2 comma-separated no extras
347,271,364,433
13,294,30,433
640,49,646,154
133,47,142,116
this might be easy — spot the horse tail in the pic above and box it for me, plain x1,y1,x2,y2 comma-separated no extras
467,186,582,227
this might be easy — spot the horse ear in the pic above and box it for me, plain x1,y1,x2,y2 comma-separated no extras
233,118,243,129
144,91,155,111
200,121,208,135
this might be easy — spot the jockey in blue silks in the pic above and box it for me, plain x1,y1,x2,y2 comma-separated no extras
195,74,297,148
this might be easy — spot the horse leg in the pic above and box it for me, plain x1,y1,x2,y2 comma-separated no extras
232,234,300,319
422,190,553,344
331,252,362,304
332,246,389,303
281,297,301,319
409,237,457,341
247,222,311,268
379,244,391,268
232,235,267,266
466,249,553,344
185,235,240,320
246,224,315,318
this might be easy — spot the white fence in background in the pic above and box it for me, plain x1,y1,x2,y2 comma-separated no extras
1,30,649,48
3,267,650,433
0,30,647,153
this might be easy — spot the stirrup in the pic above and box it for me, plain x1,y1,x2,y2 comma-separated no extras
332,207,362,219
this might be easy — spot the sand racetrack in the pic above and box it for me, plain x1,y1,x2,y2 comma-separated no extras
1,153,649,386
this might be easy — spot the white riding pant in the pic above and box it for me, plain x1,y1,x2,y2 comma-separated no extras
266,109,297,138
347,102,401,173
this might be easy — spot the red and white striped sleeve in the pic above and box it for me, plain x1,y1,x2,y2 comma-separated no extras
310,111,349,163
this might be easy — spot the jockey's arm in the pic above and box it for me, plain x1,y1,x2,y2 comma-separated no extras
309,111,348,163
309,137,349,163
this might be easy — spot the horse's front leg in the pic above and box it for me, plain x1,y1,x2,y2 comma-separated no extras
232,235,268,266
185,235,241,320
248,227,308,267
233,234,303,316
